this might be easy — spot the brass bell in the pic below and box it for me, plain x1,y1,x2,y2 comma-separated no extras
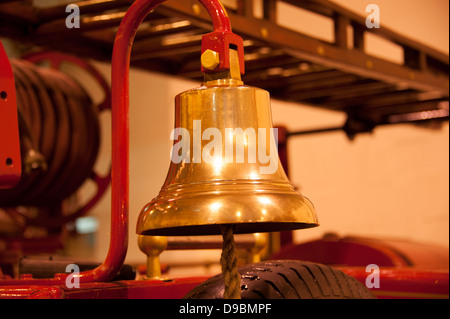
136,50,318,236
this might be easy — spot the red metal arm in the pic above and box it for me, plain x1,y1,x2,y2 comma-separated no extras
0,0,244,285
198,0,232,32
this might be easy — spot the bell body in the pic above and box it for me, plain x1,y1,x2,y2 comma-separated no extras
136,80,318,236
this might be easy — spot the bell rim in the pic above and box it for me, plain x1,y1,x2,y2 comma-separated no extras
138,221,319,236
136,191,319,236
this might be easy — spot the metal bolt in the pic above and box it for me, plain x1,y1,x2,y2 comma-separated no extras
201,49,220,71
317,46,325,56
192,3,201,15
260,27,269,39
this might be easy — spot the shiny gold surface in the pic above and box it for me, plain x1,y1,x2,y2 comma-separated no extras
136,79,318,236
247,233,266,263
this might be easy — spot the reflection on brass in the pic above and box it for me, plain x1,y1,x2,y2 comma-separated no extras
246,233,266,263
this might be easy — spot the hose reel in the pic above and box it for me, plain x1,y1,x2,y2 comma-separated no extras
0,51,111,230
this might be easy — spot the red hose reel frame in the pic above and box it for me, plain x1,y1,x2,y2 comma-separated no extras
0,0,245,285
20,51,112,228
0,41,22,189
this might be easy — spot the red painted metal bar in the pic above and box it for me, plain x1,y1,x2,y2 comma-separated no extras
198,0,231,32
0,0,241,286
0,40,22,189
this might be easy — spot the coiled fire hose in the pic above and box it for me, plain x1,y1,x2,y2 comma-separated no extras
0,52,111,229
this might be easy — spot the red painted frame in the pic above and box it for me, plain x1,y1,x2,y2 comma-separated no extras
0,40,21,189
0,277,209,299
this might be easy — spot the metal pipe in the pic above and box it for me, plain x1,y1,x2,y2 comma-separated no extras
287,126,343,137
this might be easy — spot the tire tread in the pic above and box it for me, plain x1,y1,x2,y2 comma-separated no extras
184,260,376,299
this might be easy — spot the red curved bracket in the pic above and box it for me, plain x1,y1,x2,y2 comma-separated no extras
0,0,244,286
101,0,245,283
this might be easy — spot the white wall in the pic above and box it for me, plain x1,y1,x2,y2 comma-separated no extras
82,0,448,268
277,0,449,246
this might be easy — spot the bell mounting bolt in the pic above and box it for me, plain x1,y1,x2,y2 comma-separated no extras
201,31,245,75
196,0,245,75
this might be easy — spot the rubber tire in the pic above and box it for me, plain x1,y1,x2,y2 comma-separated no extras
184,260,376,299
